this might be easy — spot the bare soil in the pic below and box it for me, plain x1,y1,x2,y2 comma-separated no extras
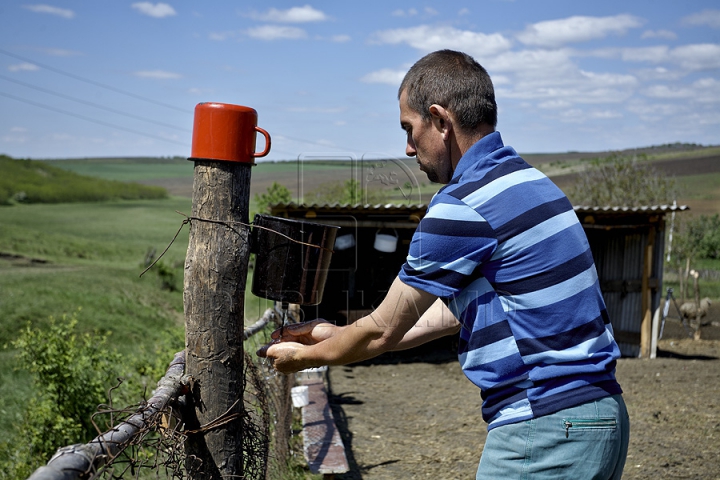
328,304,720,479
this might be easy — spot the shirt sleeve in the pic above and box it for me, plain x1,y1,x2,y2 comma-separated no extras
399,194,498,299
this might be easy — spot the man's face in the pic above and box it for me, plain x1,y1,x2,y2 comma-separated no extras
399,90,453,184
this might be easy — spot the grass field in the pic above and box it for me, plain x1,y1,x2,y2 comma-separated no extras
0,198,191,434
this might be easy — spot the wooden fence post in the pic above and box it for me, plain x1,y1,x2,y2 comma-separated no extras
183,160,252,478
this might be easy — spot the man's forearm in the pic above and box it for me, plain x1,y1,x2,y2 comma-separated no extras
299,277,440,366
391,298,461,351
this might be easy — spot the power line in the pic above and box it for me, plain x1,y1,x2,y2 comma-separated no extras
0,48,363,157
0,48,190,114
0,90,190,147
0,74,191,132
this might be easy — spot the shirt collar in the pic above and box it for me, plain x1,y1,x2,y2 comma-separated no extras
451,131,504,180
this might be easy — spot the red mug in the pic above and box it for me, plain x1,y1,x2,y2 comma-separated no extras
189,102,271,164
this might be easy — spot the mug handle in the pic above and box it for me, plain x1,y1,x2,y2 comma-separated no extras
254,127,271,158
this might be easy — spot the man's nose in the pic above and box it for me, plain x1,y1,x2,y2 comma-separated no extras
406,137,416,157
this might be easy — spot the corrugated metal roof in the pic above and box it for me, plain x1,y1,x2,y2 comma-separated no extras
271,202,428,214
573,205,690,214
272,202,689,215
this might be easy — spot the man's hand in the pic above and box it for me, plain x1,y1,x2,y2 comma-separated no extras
256,340,310,374
257,319,340,374
270,319,339,345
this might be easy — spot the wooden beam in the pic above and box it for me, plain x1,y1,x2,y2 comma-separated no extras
184,160,252,478
640,227,656,358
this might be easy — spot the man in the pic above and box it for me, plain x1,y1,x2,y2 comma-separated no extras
258,49,629,479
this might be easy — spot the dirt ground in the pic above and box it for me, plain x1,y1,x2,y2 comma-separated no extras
327,304,720,480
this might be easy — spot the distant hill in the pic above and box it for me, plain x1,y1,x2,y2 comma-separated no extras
35,143,720,215
0,155,168,205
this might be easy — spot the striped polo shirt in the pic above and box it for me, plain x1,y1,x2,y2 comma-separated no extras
399,131,622,430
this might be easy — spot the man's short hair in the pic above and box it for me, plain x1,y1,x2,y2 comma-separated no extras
399,50,497,130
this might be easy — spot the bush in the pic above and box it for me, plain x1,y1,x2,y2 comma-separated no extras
0,312,122,478
568,153,676,207
254,181,292,213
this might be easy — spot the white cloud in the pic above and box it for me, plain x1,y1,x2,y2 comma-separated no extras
516,14,643,48
392,8,418,17
641,29,677,40
670,43,720,70
250,5,328,23
643,84,694,99
633,66,684,82
371,25,512,57
626,101,679,121
619,46,670,63
550,107,622,124
360,68,407,85
331,34,351,43
131,2,177,18
8,62,39,72
188,87,214,95
458,8,470,16
496,56,638,106
538,99,573,109
485,48,575,76
40,48,81,56
246,25,307,40
612,43,720,71
209,31,236,41
588,110,624,119
22,4,74,19
2,127,29,144
286,106,345,114
682,9,720,28
644,78,720,103
133,70,182,79
424,7,439,16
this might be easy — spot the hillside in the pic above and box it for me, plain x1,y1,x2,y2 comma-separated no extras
37,143,720,215
0,155,168,205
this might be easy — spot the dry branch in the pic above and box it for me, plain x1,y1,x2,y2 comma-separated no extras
27,350,187,480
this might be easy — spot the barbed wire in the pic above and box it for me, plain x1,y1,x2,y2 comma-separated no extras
28,347,284,479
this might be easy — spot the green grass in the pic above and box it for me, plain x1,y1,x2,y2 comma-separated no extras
675,172,720,201
0,198,195,435
0,156,167,205
46,157,193,182
0,197,281,442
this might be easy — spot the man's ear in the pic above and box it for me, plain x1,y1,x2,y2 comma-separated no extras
428,104,452,140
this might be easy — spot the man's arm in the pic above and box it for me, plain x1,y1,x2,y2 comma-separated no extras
258,276,437,373
391,298,460,351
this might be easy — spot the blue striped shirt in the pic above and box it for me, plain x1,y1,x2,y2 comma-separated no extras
399,132,622,430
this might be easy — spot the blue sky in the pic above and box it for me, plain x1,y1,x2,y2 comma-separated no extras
1,1,719,160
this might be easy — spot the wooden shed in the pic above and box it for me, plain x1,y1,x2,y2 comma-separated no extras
270,202,689,358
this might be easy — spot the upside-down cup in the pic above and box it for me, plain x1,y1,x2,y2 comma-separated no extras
189,102,271,164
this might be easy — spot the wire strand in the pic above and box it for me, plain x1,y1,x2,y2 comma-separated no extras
0,90,190,146
0,48,190,113
0,73,190,132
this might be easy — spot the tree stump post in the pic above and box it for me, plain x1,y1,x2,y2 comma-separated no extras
183,160,252,478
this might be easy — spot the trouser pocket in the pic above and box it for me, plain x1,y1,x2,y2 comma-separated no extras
562,418,617,438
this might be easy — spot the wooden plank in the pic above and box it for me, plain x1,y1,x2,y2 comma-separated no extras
640,227,656,358
299,378,350,475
